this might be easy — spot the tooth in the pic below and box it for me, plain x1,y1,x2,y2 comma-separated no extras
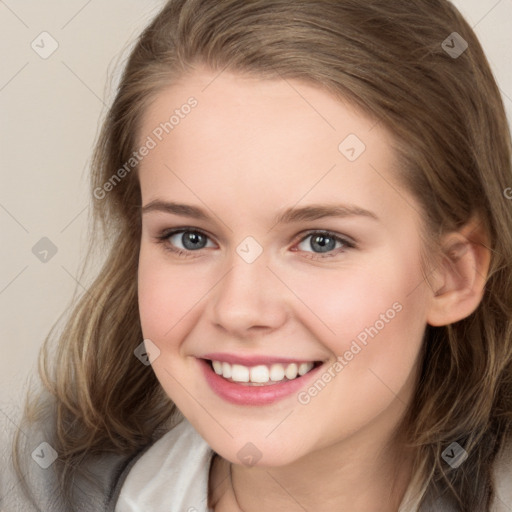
250,365,270,383
231,364,250,382
270,364,285,382
285,363,298,380
298,362,313,376
222,362,232,379
215,360,314,384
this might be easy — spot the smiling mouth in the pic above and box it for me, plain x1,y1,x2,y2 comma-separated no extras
206,359,322,386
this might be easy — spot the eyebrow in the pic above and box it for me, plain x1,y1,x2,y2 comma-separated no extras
141,200,379,224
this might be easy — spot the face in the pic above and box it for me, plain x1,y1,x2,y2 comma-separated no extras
137,67,432,467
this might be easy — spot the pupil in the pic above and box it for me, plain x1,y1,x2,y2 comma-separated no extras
311,235,335,253
182,232,206,250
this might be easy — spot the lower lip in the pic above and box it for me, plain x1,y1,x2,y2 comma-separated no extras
198,359,323,406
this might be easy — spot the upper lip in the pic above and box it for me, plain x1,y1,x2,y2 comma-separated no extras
201,352,323,366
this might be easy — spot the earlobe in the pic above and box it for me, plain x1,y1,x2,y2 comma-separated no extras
426,218,491,327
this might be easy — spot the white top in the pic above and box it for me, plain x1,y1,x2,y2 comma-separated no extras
115,419,214,512
115,419,511,512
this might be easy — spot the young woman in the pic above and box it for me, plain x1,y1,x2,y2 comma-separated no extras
6,0,512,510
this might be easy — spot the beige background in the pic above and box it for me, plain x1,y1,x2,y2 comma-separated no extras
1,0,511,422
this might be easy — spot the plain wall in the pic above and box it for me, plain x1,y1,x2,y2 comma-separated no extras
1,0,511,424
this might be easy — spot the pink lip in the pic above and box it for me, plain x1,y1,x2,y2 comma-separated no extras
201,352,319,366
198,357,324,406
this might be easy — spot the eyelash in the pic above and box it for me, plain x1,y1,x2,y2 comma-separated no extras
155,228,356,259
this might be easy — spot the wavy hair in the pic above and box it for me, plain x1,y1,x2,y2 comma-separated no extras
14,0,512,510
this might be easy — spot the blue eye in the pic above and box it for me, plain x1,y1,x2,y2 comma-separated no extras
160,229,215,253
296,232,353,255
171,231,208,250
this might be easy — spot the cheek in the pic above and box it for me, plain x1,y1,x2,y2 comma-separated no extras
280,252,428,366
288,268,427,442
137,246,208,342
293,270,418,326
137,246,209,412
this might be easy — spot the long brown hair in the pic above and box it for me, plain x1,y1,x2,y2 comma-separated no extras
14,1,512,510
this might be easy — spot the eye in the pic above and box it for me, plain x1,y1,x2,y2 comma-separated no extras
158,228,216,254
295,231,354,256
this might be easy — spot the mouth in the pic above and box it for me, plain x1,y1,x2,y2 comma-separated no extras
198,355,325,406
206,359,322,386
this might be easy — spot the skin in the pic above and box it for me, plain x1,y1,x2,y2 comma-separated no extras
136,67,489,511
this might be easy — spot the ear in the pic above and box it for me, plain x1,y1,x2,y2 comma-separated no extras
426,217,491,327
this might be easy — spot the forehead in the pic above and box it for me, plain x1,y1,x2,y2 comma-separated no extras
136,68,417,226
139,67,381,157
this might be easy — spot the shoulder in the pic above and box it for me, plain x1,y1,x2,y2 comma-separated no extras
115,418,214,512
493,439,512,511
0,395,69,511
1,392,146,512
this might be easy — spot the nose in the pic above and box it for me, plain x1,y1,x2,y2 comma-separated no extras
209,256,289,338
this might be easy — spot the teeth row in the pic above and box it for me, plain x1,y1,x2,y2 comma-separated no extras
211,360,315,383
